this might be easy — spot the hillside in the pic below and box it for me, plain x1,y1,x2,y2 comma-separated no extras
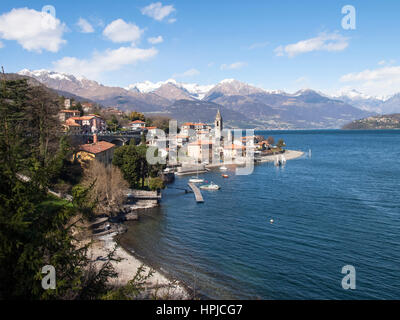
155,100,262,128
17,69,375,129
343,114,400,129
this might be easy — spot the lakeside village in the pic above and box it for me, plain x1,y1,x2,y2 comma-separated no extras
0,80,300,299
62,99,288,171
56,97,292,219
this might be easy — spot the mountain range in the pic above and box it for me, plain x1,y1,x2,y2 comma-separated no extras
18,69,400,129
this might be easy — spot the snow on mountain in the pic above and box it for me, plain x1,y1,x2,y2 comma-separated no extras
19,69,87,83
127,79,214,100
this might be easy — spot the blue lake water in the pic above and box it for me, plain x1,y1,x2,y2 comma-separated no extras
119,130,400,299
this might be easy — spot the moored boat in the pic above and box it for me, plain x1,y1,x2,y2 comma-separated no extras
189,178,204,183
200,182,220,190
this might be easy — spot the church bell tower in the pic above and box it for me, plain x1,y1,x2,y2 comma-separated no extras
214,110,223,140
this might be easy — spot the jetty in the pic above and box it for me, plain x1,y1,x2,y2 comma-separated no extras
188,183,204,203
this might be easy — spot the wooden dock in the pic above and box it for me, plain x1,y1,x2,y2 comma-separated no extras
188,183,204,203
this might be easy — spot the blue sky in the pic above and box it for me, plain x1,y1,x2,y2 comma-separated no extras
0,0,399,96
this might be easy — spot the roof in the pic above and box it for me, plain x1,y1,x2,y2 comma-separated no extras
79,141,115,154
225,144,245,150
182,122,195,126
189,140,214,146
132,120,145,124
79,116,96,120
146,126,157,129
60,109,80,113
194,123,206,126
66,119,81,127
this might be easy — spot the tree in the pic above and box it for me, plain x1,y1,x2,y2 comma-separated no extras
75,102,84,116
0,78,119,299
277,138,286,148
147,116,171,134
255,135,265,143
113,144,163,189
81,161,128,216
128,111,145,122
267,136,275,146
107,115,119,132
148,177,165,191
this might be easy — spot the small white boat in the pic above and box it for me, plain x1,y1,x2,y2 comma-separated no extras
219,166,228,171
189,165,204,183
189,178,204,183
200,182,220,190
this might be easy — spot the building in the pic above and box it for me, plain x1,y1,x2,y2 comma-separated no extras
59,110,81,122
75,136,115,165
104,107,124,116
223,143,246,159
64,118,82,134
64,99,71,109
69,114,106,134
181,122,210,136
214,110,223,140
131,120,146,130
187,140,214,163
146,126,158,135
82,102,94,113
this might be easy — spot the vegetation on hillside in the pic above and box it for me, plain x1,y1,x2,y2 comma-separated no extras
112,143,165,190
343,114,400,129
0,78,157,300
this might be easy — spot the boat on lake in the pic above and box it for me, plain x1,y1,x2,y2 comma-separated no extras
222,174,229,178
200,182,220,190
189,164,204,183
220,166,228,171
189,177,204,183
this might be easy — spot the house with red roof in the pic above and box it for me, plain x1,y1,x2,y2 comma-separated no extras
131,120,146,130
75,135,115,165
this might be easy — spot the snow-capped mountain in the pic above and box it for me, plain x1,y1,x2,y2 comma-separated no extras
18,69,109,97
203,79,266,101
332,89,386,113
16,69,376,128
127,79,214,100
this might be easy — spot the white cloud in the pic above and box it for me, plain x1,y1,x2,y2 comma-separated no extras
53,46,158,79
378,59,396,66
248,41,269,50
77,18,94,33
148,35,163,44
275,32,349,58
141,2,176,21
103,19,144,44
340,65,400,96
0,7,66,53
173,68,200,78
220,61,247,70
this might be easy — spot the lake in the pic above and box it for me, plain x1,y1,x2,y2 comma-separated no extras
119,130,400,299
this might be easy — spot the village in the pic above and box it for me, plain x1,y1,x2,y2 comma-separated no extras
59,98,287,175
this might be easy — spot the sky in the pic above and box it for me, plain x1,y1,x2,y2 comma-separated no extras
0,0,399,97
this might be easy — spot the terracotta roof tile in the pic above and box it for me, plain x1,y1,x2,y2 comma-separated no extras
79,141,115,154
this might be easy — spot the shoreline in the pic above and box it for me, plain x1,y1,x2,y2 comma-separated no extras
88,149,304,300
256,149,305,163
88,230,191,299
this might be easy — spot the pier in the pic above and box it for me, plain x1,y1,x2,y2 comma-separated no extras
188,183,204,203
